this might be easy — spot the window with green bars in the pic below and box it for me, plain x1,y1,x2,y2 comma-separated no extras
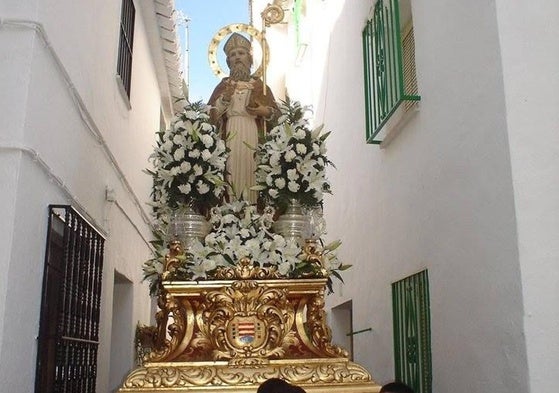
392,270,432,393
362,0,420,144
117,0,136,99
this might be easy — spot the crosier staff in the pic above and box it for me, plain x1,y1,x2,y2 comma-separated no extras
260,2,285,96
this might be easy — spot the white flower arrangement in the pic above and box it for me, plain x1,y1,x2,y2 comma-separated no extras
188,201,302,279
142,200,349,294
146,102,228,216
149,201,347,283
253,98,333,208
141,100,350,296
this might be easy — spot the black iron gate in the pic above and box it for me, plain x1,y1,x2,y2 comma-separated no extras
35,205,105,393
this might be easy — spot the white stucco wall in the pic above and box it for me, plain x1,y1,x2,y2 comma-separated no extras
0,22,35,363
495,1,559,391
0,0,171,390
279,0,532,392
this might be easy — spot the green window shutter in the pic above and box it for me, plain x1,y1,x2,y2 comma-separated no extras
392,270,432,393
362,0,420,144
402,24,419,112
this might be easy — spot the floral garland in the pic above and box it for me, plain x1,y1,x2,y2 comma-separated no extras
146,102,228,216
253,98,333,209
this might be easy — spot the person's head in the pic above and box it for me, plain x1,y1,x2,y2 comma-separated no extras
379,381,415,393
257,378,300,393
224,33,253,81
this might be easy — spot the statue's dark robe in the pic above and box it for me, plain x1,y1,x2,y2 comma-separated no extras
207,76,278,142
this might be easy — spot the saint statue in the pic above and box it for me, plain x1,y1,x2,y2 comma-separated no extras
208,32,278,203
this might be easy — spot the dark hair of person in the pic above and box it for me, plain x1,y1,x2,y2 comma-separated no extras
379,381,415,393
257,378,307,393
257,378,293,393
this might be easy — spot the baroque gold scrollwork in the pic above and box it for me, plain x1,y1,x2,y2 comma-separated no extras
147,291,191,362
299,240,328,278
281,362,372,384
119,279,380,392
123,366,217,388
213,257,281,280
122,361,372,390
304,287,349,358
196,280,296,361
162,240,184,279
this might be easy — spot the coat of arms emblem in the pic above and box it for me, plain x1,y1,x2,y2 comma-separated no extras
227,315,267,349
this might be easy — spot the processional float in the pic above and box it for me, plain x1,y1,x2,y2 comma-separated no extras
119,4,380,393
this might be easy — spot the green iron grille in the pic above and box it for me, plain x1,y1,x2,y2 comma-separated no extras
392,270,432,393
362,0,420,144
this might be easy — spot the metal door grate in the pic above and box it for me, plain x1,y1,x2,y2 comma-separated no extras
392,270,432,393
35,206,105,393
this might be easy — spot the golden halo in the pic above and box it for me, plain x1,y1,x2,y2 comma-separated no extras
208,23,269,79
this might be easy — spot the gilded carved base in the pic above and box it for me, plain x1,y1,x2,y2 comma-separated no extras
119,359,380,393
119,278,379,393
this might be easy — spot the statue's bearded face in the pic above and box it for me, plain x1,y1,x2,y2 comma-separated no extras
227,48,252,81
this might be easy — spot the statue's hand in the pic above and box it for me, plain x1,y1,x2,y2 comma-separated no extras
246,104,271,118
222,81,235,103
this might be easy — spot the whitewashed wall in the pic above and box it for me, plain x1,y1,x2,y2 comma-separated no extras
495,1,559,391
267,0,559,391
0,0,171,391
